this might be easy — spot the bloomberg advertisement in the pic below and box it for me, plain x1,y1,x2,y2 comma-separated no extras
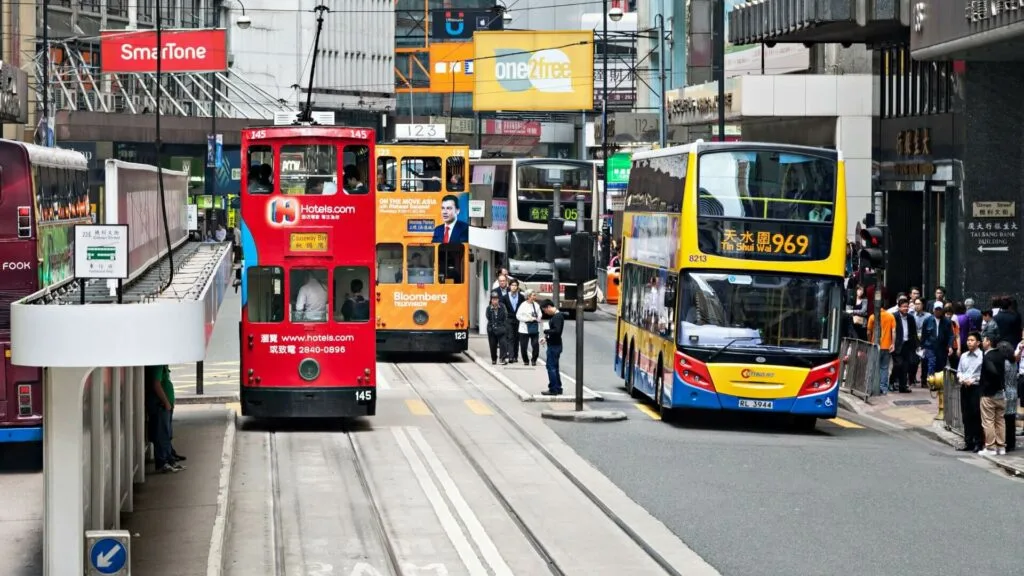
99,29,228,73
472,31,595,112
104,160,190,278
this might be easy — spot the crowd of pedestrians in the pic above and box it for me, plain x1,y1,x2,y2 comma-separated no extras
857,286,1022,454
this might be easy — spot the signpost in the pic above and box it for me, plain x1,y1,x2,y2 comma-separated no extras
86,530,130,575
968,200,1018,254
74,224,130,304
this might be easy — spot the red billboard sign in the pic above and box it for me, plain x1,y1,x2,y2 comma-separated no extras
100,29,228,73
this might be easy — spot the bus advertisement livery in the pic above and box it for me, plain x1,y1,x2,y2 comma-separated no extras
614,141,846,429
374,127,470,354
239,124,378,418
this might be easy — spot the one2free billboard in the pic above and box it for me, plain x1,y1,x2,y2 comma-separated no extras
100,29,228,73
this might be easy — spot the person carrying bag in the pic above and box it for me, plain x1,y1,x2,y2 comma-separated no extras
516,290,542,366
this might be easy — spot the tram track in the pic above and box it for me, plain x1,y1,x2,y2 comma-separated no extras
390,358,683,576
266,427,403,576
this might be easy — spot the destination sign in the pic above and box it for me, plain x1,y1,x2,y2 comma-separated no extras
519,200,593,224
697,219,831,262
289,232,328,252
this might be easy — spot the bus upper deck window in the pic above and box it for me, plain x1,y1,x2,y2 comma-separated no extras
246,145,274,194
376,157,397,192
280,145,337,195
446,157,465,191
343,145,370,194
246,266,285,322
376,243,403,284
334,266,371,322
407,245,435,284
291,268,329,322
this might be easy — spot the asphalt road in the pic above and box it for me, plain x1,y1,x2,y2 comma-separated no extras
546,310,1024,576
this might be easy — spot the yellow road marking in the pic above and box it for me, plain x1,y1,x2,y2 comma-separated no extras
635,403,662,421
464,399,492,415
826,417,864,429
405,399,432,416
226,402,241,413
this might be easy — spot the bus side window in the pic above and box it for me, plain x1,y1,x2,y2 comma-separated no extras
438,244,464,284
407,245,434,284
290,268,329,323
343,145,370,194
334,266,371,322
376,156,396,192
446,156,465,191
247,266,285,322
246,145,274,194
376,243,403,284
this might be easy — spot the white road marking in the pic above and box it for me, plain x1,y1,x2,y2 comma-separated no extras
205,410,236,576
392,427,488,576
406,427,513,576
375,362,390,390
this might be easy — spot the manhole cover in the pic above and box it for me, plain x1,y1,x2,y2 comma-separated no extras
892,399,933,406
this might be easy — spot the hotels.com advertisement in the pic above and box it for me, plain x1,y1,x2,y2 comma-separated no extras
100,29,228,73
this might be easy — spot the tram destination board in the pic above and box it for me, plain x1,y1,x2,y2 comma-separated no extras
289,232,329,252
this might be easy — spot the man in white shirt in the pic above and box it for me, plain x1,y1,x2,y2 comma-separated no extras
956,331,984,452
294,273,327,321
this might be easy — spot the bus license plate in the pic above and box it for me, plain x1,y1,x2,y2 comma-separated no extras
289,232,328,252
738,398,774,410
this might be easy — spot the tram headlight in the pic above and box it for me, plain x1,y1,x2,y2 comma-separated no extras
298,358,320,381
413,309,429,326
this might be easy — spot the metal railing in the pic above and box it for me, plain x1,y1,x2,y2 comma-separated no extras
942,367,964,437
839,338,879,401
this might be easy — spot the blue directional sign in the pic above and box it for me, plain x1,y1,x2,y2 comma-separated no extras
89,537,127,575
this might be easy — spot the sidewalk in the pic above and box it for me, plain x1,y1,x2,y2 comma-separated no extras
466,335,604,402
122,404,234,576
841,387,1024,476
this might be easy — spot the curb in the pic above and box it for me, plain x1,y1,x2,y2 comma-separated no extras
837,391,867,415
916,421,1024,477
177,393,239,405
540,409,628,422
465,350,604,402
207,408,237,576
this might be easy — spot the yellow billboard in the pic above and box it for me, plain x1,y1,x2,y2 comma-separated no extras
472,30,595,112
429,42,476,93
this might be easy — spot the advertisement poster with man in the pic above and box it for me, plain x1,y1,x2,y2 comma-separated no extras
432,193,470,244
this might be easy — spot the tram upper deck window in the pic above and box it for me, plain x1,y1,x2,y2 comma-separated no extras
343,145,370,194
246,145,274,194
279,145,337,195
446,157,465,191
401,157,443,192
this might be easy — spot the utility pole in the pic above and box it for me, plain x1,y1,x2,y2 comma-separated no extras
657,13,666,148
551,184,562,308
573,194,586,412
41,0,50,146
713,0,726,140
601,0,609,163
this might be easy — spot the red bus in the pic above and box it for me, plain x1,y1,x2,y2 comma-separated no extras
0,140,91,442
238,124,378,418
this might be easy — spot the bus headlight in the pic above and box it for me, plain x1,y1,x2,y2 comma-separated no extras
413,310,429,325
298,358,320,381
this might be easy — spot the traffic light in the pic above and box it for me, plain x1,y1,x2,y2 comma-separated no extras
859,225,886,269
546,218,596,283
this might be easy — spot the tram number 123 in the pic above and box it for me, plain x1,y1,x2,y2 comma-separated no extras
454,331,468,340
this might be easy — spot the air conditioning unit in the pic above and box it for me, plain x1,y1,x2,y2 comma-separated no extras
99,93,114,110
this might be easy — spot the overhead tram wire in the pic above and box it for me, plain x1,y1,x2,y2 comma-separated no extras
155,0,175,292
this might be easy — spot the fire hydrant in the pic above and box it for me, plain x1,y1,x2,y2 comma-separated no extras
927,372,945,421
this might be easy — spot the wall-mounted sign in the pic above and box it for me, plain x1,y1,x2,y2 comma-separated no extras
891,127,935,176
972,201,1015,219
74,224,129,280
966,0,1022,23
430,9,503,40
0,62,28,124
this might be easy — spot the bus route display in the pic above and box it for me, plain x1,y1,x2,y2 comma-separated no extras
697,219,831,262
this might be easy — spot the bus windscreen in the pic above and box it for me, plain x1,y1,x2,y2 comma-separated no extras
516,163,593,224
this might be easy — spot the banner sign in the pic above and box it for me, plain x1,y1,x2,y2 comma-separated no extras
100,29,228,73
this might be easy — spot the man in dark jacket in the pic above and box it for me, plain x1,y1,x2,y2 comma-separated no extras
892,298,919,393
540,299,565,396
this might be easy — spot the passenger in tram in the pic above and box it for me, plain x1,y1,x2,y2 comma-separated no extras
341,278,371,321
294,271,328,322
343,165,367,194
248,163,273,193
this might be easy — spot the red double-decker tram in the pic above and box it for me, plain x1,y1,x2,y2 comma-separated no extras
238,124,378,418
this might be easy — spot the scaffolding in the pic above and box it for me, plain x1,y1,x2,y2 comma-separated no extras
36,41,293,120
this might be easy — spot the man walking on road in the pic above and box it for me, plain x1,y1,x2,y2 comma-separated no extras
539,299,564,396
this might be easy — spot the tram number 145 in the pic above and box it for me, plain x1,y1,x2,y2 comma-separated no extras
355,390,374,403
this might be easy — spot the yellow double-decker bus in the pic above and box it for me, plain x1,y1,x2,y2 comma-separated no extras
614,141,846,429
373,130,470,354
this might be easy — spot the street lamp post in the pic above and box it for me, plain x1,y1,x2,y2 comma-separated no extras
656,13,666,148
601,0,608,171
713,0,726,140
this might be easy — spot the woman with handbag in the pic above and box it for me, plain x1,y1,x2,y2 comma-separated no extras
516,290,542,366
485,291,508,365
846,284,869,340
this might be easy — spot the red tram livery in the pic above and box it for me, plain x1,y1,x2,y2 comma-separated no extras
238,124,378,418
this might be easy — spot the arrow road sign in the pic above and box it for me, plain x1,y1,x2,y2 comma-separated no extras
89,537,127,575
977,245,1010,253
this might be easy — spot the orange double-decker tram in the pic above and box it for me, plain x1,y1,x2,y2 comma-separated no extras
374,124,470,354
